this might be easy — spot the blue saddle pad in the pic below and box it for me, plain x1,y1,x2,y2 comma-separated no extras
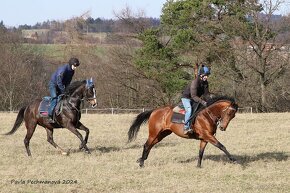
39,96,51,117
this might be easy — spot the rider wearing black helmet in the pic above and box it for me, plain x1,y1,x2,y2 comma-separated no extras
181,65,211,134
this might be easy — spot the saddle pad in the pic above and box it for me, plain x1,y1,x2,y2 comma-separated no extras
171,112,185,124
39,96,51,117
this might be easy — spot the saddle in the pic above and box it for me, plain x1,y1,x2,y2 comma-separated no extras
171,102,201,124
39,96,63,118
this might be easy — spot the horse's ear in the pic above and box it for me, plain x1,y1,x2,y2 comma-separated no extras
231,102,239,110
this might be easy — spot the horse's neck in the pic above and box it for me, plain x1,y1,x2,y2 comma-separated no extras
67,86,84,109
67,96,82,109
207,102,228,117
70,86,85,99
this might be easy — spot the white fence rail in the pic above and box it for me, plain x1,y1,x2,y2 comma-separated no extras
81,108,149,114
237,107,253,114
0,107,253,115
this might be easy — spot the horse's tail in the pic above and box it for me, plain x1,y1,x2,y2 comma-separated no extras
128,110,153,142
4,106,26,135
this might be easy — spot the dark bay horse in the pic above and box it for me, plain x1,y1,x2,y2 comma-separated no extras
128,96,238,167
5,79,97,156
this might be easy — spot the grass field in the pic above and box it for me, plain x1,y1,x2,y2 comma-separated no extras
0,112,289,193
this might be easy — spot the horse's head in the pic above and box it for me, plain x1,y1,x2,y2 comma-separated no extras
206,96,238,131
218,101,238,131
84,78,97,108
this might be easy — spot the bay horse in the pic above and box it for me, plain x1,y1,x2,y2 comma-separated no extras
128,96,238,167
4,78,97,156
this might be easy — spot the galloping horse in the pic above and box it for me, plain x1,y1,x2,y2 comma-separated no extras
128,96,238,167
5,79,97,156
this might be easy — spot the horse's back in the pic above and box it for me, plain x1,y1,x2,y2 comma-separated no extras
148,106,174,127
150,106,173,120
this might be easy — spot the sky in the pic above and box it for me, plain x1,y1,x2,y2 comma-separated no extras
0,0,167,27
1,0,290,27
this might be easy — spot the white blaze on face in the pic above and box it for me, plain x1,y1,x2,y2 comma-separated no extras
91,87,97,107
93,88,96,99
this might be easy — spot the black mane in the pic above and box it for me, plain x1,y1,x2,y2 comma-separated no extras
206,96,236,107
64,80,86,95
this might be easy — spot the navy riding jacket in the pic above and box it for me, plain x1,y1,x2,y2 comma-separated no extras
49,64,74,94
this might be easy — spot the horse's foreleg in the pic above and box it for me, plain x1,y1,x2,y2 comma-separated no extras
45,128,68,155
76,122,90,145
197,140,208,168
208,137,236,163
66,123,89,154
215,141,236,162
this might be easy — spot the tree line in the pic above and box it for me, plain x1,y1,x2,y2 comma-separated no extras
1,0,290,112
3,17,160,33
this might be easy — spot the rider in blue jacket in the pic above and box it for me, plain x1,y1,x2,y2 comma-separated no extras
48,57,80,121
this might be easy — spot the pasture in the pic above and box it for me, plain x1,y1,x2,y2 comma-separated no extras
0,112,289,193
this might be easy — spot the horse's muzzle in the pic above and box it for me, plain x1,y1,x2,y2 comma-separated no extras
219,126,225,131
88,98,97,108
92,103,97,108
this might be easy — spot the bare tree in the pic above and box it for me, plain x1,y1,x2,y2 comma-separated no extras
113,5,152,34
0,32,46,111
213,0,290,112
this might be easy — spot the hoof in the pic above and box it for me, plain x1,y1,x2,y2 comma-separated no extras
230,157,237,162
61,151,69,156
137,158,144,167
230,157,237,163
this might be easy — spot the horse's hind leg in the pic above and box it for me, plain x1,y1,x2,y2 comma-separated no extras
45,128,68,155
24,121,37,156
138,130,172,167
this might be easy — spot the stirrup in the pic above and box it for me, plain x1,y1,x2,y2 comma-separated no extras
183,127,191,135
47,116,55,123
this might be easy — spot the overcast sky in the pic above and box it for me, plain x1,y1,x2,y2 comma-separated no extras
1,0,289,27
0,0,167,27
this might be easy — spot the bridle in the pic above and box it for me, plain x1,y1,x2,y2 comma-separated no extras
86,87,97,101
206,104,237,130
85,78,97,108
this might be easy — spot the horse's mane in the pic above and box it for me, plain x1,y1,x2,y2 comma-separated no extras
194,96,237,115
206,95,236,107
64,80,86,95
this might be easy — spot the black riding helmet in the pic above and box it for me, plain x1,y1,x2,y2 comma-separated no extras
68,57,80,67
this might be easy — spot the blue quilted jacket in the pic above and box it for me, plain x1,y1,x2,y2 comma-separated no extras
49,64,74,93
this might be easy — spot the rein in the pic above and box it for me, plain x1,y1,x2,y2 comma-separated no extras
206,109,220,124
68,98,81,112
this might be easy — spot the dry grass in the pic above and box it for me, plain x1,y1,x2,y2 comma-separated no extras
0,112,289,193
